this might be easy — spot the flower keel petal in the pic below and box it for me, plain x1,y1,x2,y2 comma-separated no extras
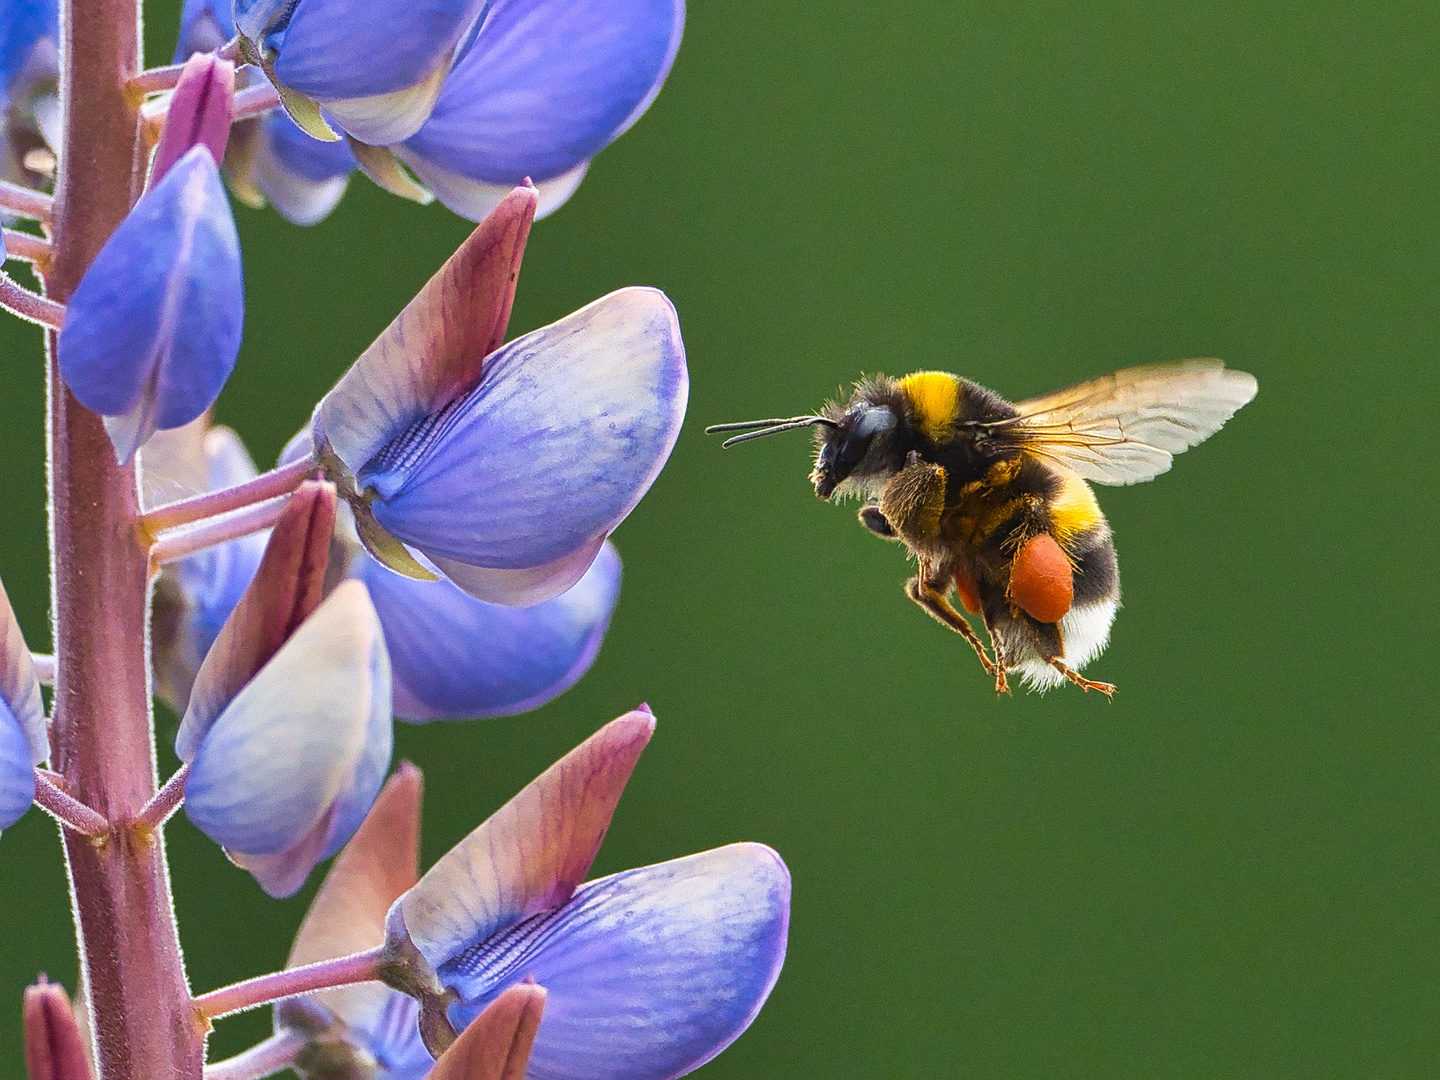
444,845,790,1080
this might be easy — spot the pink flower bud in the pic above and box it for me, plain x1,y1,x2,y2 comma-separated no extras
152,52,235,185
23,980,93,1080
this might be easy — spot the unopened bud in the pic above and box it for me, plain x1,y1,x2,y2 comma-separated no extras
23,979,92,1080
152,53,235,185
428,983,546,1080
177,479,336,753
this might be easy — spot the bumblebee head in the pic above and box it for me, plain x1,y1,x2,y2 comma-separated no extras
704,377,912,499
809,398,901,499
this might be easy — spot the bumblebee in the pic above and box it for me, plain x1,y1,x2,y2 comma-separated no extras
707,360,1257,696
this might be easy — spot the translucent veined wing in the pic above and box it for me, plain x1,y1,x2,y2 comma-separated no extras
993,359,1257,485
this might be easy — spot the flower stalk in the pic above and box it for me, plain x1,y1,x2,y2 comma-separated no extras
201,1031,306,1080
192,948,387,1019
134,763,190,830
32,771,110,836
142,452,317,533
3,230,54,265
0,276,65,328
150,496,292,565
45,0,202,1074
0,180,55,226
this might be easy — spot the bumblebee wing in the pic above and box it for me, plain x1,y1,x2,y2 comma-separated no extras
996,359,1257,485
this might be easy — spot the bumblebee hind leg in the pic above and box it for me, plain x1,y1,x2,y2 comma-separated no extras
1043,656,1117,699
903,576,1001,683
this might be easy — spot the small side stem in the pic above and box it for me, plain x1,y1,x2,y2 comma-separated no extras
232,82,281,121
32,652,54,684
33,771,111,837
142,453,317,532
140,81,278,133
150,496,290,565
193,948,386,1020
134,763,189,830
203,1031,306,1080
128,62,187,94
0,274,65,328
5,229,54,266
0,180,55,226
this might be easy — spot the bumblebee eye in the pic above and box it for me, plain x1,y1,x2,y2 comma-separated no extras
854,406,896,440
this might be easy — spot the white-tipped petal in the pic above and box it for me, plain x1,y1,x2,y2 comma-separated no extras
185,580,393,896
394,150,588,223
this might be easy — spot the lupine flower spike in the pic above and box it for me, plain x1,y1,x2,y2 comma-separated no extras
0,0,58,184
312,183,688,604
0,0,779,1072
179,482,393,896
379,711,791,1078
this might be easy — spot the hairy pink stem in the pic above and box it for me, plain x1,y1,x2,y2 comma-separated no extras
193,948,387,1020
0,275,65,328
129,62,187,94
4,229,54,264
0,179,55,226
232,82,282,121
134,763,190,830
48,0,203,1073
143,80,279,132
150,495,290,565
33,770,110,836
203,1031,307,1080
142,452,318,532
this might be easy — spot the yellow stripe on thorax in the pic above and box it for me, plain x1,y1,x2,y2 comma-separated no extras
1049,473,1104,543
899,371,961,439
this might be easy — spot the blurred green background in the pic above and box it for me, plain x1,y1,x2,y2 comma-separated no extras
4,0,1440,1075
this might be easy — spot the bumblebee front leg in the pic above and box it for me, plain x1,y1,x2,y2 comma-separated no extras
1044,656,1117,699
903,576,997,678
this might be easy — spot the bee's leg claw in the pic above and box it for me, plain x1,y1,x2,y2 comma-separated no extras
1045,657,1116,699
990,637,1011,696
903,577,997,678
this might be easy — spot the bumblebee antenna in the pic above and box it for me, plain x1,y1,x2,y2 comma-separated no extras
704,415,838,448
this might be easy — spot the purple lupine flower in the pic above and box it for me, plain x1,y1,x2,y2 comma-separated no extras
275,765,546,1080
357,540,621,722
383,712,791,1078
228,109,358,225
233,0,489,145
0,580,45,833
145,420,270,715
57,143,243,463
172,0,359,225
396,0,684,222
326,286,685,605
179,486,393,897
274,762,439,1080
0,0,58,184
310,186,686,604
